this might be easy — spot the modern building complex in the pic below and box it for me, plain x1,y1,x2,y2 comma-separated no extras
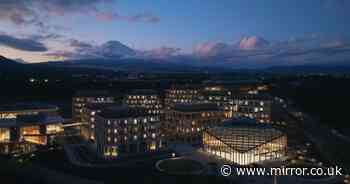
230,94,272,123
164,85,201,108
80,103,116,141
72,90,114,123
94,105,165,158
203,118,287,165
198,85,231,118
0,103,64,154
73,90,115,138
125,89,163,115
164,103,225,144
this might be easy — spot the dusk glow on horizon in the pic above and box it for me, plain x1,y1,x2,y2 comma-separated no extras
0,0,349,66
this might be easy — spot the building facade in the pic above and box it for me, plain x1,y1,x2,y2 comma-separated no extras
72,90,114,123
164,103,225,144
0,103,64,154
203,118,287,165
125,89,163,116
94,106,165,159
164,85,201,108
229,94,272,123
72,90,114,138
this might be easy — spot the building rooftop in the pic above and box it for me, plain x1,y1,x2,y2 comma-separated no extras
85,103,119,111
0,113,64,128
168,84,203,90
173,103,220,112
0,102,58,113
75,90,112,97
203,80,262,88
98,106,148,119
206,118,285,152
232,93,272,101
127,89,158,95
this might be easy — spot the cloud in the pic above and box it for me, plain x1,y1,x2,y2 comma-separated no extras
239,36,269,50
0,33,48,52
44,35,350,67
194,42,234,57
96,12,160,23
45,40,136,60
0,0,159,30
192,36,350,67
69,39,93,49
139,47,181,58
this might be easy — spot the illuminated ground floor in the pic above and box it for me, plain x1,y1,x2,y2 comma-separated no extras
100,140,166,159
203,125,287,165
0,142,37,155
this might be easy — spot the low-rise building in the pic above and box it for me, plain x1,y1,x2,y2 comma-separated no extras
0,103,64,154
203,118,287,165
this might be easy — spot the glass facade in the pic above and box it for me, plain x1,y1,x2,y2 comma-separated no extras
0,128,10,142
203,125,286,165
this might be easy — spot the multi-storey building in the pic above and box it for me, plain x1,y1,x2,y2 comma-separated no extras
72,90,114,123
198,85,231,118
72,90,114,137
80,103,115,141
0,103,64,154
229,94,272,123
164,84,201,108
164,103,225,144
94,105,165,159
125,89,163,116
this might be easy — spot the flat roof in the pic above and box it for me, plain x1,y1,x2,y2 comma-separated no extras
0,102,58,113
232,93,272,101
173,103,220,112
0,114,64,128
206,118,285,152
98,106,148,119
127,89,158,95
74,90,112,97
85,103,118,110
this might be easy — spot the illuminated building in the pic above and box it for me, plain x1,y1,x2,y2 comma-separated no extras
72,90,114,137
80,103,115,141
203,118,287,165
164,103,225,144
0,103,59,119
0,103,64,154
198,85,231,118
229,94,272,123
72,90,114,123
125,89,163,115
164,84,201,108
94,106,165,158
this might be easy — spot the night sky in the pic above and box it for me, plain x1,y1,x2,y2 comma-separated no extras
0,0,349,66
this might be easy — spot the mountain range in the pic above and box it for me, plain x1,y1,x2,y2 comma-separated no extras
2,54,350,75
